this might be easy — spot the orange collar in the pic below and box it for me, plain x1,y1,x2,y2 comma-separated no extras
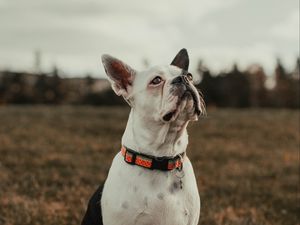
121,146,184,171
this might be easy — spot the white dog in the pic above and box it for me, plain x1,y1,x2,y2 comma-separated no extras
81,49,205,225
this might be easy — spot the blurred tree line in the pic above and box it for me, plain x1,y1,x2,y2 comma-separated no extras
197,58,299,108
0,58,299,108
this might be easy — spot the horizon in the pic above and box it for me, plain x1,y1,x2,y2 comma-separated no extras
0,53,298,80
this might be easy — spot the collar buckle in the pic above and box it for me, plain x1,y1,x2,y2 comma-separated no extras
176,160,183,171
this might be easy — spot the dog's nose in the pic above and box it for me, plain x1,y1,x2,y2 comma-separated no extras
171,75,190,85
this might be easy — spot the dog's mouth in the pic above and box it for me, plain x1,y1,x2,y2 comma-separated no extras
163,110,177,122
162,88,201,122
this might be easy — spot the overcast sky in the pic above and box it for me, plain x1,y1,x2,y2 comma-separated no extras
0,0,299,77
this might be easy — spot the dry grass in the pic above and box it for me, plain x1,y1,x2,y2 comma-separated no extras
0,106,299,225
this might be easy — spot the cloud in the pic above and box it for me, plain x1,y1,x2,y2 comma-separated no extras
193,42,276,73
270,10,299,41
0,0,298,76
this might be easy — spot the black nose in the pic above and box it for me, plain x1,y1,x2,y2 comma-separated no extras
171,75,189,85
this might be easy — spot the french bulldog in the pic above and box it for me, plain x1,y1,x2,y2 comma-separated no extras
81,49,205,225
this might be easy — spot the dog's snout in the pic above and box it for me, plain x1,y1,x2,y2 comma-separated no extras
171,75,189,85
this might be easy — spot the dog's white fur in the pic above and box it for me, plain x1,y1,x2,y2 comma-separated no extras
101,50,203,225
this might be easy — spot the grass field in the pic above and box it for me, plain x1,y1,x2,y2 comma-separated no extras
0,106,299,225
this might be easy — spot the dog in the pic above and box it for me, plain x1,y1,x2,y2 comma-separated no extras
81,49,205,225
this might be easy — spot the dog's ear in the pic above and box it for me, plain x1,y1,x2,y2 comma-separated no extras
171,48,189,71
101,54,136,98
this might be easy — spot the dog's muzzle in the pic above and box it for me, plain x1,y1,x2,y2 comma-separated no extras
162,75,201,122
171,75,201,115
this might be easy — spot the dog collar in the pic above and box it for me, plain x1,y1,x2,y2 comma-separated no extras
121,146,184,171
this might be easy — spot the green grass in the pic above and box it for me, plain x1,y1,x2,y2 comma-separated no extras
0,106,299,225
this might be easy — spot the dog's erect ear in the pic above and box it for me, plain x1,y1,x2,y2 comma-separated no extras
101,54,136,98
171,48,189,71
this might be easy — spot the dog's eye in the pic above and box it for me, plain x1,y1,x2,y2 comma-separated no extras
186,73,193,81
150,76,163,85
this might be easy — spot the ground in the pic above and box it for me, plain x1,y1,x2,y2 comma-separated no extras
0,106,299,225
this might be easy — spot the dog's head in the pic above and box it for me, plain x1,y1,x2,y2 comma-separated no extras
101,49,205,124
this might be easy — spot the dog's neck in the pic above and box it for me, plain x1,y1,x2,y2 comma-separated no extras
122,109,189,157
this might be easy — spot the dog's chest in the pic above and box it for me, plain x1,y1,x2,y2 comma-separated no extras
101,154,200,225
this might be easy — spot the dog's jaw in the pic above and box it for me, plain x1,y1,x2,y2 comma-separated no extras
122,108,189,157
161,91,201,123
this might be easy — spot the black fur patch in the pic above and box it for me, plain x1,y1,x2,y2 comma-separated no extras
81,183,104,225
